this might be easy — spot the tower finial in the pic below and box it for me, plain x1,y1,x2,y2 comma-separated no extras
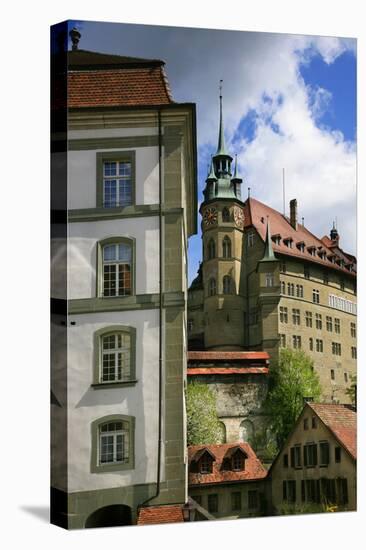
70,27,81,51
216,80,226,155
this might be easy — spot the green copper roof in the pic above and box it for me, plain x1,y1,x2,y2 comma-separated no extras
215,92,228,156
260,219,278,262
207,156,217,181
231,154,242,182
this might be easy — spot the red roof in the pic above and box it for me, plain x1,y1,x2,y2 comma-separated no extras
68,67,173,108
187,367,269,375
243,197,356,275
137,505,184,526
188,351,269,361
308,403,357,459
188,443,267,486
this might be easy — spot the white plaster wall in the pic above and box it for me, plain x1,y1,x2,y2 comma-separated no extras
68,217,159,299
66,310,160,492
68,146,159,209
69,127,158,140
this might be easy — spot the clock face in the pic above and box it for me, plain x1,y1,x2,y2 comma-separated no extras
203,207,218,227
234,206,244,228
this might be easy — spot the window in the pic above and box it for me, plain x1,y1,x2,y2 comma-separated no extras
332,342,342,356
248,490,259,510
279,306,288,323
208,494,218,513
200,455,213,474
331,369,335,381
222,207,230,222
97,151,135,208
335,447,341,463
316,339,323,352
351,346,357,359
350,322,356,338
247,232,255,247
305,479,320,503
91,415,135,473
334,318,340,334
290,445,302,468
266,272,274,287
287,282,295,296
292,335,301,349
319,441,330,466
222,236,232,258
223,275,233,295
312,417,317,429
326,316,333,332
337,478,348,505
232,453,245,471
93,326,136,387
315,313,322,330
303,418,309,430
279,334,286,348
304,443,317,467
312,289,320,304
321,478,336,504
305,311,313,328
208,278,216,296
309,337,313,351
281,281,286,294
280,261,286,273
283,453,289,468
99,239,133,297
292,308,301,325
304,266,310,279
283,480,296,503
344,372,348,383
296,284,304,298
207,238,216,260
231,492,242,511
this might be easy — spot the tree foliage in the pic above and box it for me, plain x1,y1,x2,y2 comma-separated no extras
186,382,222,446
265,348,321,447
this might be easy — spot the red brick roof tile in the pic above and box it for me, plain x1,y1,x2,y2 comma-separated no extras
188,443,267,486
243,197,356,276
137,505,184,525
308,403,356,459
188,351,269,361
187,367,269,375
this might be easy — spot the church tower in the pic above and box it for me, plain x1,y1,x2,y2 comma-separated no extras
200,84,246,350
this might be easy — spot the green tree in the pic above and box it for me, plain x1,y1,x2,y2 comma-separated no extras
346,374,357,406
186,382,222,445
265,348,321,447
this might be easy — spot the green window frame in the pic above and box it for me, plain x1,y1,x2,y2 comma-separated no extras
96,151,136,208
96,237,136,298
92,325,137,387
91,414,135,473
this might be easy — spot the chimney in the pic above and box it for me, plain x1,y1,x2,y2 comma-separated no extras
290,199,297,230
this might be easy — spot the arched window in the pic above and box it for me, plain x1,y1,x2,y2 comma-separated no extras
99,238,134,297
223,275,233,294
239,419,254,444
217,422,227,444
222,207,230,222
91,415,135,473
93,326,136,385
222,236,232,258
207,239,216,260
208,278,216,296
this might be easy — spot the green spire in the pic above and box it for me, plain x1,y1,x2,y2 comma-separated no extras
261,218,277,262
207,156,217,181
216,80,227,156
231,154,242,182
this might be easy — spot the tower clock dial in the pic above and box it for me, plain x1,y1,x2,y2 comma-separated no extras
234,206,244,228
203,207,218,227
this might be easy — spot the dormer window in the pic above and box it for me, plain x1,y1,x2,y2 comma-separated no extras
284,238,293,248
307,246,316,256
190,448,215,475
232,452,245,471
297,241,305,252
223,446,247,472
272,234,281,245
318,249,326,260
200,455,213,474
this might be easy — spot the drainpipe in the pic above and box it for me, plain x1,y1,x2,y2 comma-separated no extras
139,107,164,509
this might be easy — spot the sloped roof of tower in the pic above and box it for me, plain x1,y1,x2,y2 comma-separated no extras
243,197,356,276
67,49,174,107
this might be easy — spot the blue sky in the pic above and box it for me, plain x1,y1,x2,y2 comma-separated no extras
68,21,357,283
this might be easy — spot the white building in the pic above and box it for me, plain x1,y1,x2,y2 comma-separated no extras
51,24,197,528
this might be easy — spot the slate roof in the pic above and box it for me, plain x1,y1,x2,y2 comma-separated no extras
67,49,173,108
243,197,356,276
308,403,357,460
188,443,267,486
137,504,184,525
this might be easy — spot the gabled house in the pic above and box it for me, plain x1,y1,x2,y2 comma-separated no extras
188,443,267,519
268,402,356,514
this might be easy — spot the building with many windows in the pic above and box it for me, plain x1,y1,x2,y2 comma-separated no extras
51,24,197,528
188,96,357,404
268,402,356,513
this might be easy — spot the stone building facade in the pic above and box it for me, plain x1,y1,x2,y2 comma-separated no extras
51,24,197,528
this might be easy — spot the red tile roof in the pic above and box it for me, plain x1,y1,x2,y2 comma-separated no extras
137,505,184,526
188,443,267,486
308,403,357,459
187,367,269,375
68,66,173,108
243,197,356,276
